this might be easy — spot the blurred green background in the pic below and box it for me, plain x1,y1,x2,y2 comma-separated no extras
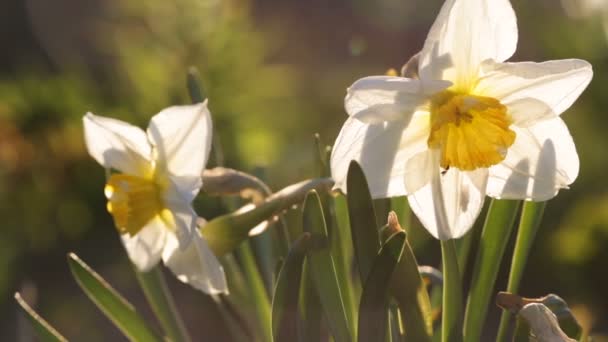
1,0,607,340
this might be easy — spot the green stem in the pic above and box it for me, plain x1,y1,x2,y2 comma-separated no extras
135,266,192,342
440,239,463,342
463,199,520,342
236,242,272,342
495,201,546,342
455,230,474,275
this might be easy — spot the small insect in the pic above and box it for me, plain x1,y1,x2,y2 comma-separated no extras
441,165,450,175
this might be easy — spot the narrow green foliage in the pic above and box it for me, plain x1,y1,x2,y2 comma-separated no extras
302,191,352,342
440,240,463,342
496,201,547,342
358,232,406,342
272,233,312,342
464,199,520,342
67,253,162,342
236,242,272,342
212,295,255,342
202,178,333,255
346,161,380,283
135,266,191,342
15,293,67,342
389,237,433,341
298,262,323,342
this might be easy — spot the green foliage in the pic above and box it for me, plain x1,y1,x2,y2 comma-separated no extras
346,161,380,283
302,191,353,342
464,199,521,341
271,233,312,342
67,253,162,342
14,293,67,342
358,232,405,342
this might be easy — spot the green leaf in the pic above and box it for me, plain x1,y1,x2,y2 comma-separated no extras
302,191,352,342
440,239,463,342
202,178,334,255
464,199,520,342
67,253,162,342
272,233,313,342
358,232,406,342
346,161,380,283
298,261,322,342
235,242,272,342
14,293,67,342
388,221,433,340
134,266,192,342
496,201,546,342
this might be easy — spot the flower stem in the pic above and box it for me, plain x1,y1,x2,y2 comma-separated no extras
463,199,520,342
495,201,546,342
440,239,463,342
135,265,192,342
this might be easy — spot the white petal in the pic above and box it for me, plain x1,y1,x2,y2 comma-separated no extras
419,0,518,88
487,117,578,201
162,230,228,295
505,97,556,128
476,59,593,115
408,165,488,240
403,150,435,194
163,193,198,250
147,102,212,196
330,112,430,198
83,113,151,176
121,217,167,272
345,76,450,123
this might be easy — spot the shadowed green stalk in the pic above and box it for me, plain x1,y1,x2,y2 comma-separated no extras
463,199,520,342
455,228,474,275
135,266,192,342
496,201,546,342
440,239,462,342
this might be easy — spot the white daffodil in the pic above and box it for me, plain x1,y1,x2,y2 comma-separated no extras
83,102,228,294
331,0,592,240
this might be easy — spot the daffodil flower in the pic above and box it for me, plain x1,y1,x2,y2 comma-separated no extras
83,102,228,294
331,0,592,240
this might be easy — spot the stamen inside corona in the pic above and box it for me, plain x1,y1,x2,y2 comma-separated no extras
428,92,516,171
104,174,163,236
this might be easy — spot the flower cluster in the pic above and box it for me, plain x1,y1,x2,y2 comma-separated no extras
83,102,228,294
330,0,592,240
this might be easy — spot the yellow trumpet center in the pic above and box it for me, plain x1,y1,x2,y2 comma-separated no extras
427,92,516,171
104,174,164,236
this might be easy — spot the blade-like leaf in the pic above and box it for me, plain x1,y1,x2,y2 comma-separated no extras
302,191,352,342
14,293,67,342
346,161,379,284
385,212,433,341
464,199,520,342
272,233,313,342
358,232,406,342
298,261,322,342
67,253,162,342
202,178,334,255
